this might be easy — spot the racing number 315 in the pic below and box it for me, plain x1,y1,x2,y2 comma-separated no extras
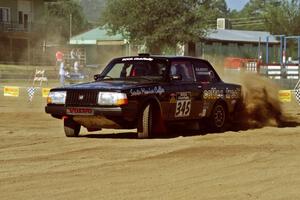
175,100,191,117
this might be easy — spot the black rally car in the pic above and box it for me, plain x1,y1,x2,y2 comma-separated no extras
45,54,242,138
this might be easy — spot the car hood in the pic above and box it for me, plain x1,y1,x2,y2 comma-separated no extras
58,79,158,91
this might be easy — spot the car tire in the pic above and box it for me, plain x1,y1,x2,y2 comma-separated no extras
209,102,227,132
137,104,154,139
230,99,244,125
64,118,81,137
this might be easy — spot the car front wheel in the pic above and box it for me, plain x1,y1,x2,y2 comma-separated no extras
64,118,81,137
137,104,154,139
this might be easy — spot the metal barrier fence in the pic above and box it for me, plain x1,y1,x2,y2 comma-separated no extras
224,60,300,89
259,64,300,80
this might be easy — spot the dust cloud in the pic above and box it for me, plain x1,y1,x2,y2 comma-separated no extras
236,73,282,128
209,57,285,129
223,73,291,130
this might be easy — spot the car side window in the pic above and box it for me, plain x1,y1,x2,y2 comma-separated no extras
170,61,195,82
193,61,216,83
129,62,164,77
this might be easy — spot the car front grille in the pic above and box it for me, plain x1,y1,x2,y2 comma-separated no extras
66,90,98,107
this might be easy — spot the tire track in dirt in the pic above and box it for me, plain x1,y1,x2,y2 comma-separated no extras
1,83,300,200
1,127,300,200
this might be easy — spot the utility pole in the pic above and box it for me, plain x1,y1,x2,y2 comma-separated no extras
69,13,72,39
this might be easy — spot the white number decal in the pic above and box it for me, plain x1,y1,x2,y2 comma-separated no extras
175,100,191,117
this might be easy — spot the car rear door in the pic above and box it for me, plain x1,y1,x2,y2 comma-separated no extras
193,60,222,118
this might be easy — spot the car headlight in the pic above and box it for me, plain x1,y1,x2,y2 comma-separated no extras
98,92,128,106
47,91,66,104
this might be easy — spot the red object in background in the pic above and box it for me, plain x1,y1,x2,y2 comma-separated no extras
56,51,64,62
224,57,245,69
224,57,259,70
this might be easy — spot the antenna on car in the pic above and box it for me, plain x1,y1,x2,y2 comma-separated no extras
138,53,150,57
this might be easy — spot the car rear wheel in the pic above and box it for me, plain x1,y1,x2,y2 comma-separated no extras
209,103,227,132
64,118,81,137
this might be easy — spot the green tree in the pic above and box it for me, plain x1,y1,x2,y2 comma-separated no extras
76,0,106,22
263,0,300,59
204,0,229,18
101,0,223,54
227,0,288,31
228,0,267,30
45,0,89,43
264,0,300,35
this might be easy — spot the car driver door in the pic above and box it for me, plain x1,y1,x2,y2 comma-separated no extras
166,60,203,120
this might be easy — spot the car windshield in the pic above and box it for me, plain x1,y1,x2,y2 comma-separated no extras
103,59,168,80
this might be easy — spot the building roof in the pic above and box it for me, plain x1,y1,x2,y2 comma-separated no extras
70,27,279,45
70,27,126,45
205,29,279,43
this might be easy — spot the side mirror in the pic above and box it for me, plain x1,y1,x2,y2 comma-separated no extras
94,74,102,81
170,74,182,81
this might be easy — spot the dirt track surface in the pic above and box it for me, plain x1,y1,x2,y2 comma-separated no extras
1,90,300,200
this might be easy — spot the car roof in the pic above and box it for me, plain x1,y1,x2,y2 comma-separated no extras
112,54,210,62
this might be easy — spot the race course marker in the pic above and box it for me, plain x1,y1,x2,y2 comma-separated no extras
278,90,292,102
42,88,51,98
4,86,19,97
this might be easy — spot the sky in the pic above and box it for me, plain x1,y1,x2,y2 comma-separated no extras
225,0,249,11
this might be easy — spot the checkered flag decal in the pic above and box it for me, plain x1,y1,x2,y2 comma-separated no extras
295,89,300,105
27,87,36,102
294,80,300,105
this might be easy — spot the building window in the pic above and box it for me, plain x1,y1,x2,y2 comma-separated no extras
221,42,229,46
19,11,23,24
0,7,11,23
24,14,28,29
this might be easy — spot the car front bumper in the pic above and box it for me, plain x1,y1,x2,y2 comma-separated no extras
45,104,137,129
45,105,123,117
